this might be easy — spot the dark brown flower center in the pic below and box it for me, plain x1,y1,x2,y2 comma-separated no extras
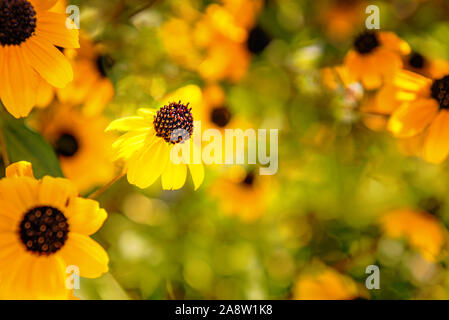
0,0,36,46
431,75,449,109
96,54,114,78
242,171,255,187
210,106,232,127
353,31,379,55
247,25,271,54
55,133,79,157
408,52,426,69
153,102,194,144
19,206,69,255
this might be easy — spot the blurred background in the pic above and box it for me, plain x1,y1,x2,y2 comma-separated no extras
34,0,449,299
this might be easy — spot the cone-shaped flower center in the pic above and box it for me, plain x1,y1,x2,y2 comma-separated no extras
0,0,36,46
431,75,449,109
210,106,232,127
153,102,194,144
55,133,79,157
353,31,379,55
19,206,69,255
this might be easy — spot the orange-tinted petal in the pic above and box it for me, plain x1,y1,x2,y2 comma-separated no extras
423,110,449,164
388,99,439,138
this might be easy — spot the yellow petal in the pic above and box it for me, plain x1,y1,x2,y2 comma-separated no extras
66,198,107,235
5,161,34,178
30,0,58,11
23,35,73,88
388,99,439,138
106,116,149,132
38,177,78,211
36,77,55,107
161,161,187,190
0,46,38,118
28,256,68,299
188,163,205,190
423,110,449,164
36,12,80,48
127,139,170,189
59,233,109,278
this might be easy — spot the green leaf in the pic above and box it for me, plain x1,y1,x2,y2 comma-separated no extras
0,112,63,178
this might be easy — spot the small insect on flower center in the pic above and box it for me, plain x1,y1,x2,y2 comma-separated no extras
408,52,426,69
210,106,232,128
55,133,79,157
353,31,380,55
431,75,449,109
153,101,194,144
19,206,69,255
0,0,36,46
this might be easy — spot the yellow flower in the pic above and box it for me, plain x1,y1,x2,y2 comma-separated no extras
344,31,410,90
293,265,359,300
387,70,449,163
318,0,366,42
209,166,272,221
0,0,79,118
106,86,205,190
161,0,262,82
57,36,115,116
35,104,117,193
380,209,446,261
0,161,109,299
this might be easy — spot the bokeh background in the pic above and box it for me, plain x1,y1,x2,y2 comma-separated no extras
17,0,449,299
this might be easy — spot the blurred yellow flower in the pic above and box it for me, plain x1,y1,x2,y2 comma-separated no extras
344,31,410,90
293,265,359,300
0,161,109,299
0,0,79,118
106,86,204,190
380,209,446,261
161,0,262,82
57,36,115,116
35,104,117,193
209,166,272,221
318,0,366,42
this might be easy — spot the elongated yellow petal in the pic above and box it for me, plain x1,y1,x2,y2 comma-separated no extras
66,198,107,235
424,110,449,164
23,36,73,88
59,233,109,278
127,139,170,188
5,161,34,178
161,161,187,190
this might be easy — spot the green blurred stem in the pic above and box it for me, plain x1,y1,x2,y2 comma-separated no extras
88,170,126,200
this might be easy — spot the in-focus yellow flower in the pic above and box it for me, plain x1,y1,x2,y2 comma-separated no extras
106,86,204,190
209,166,272,221
35,105,116,192
57,36,115,116
344,31,410,90
387,70,449,164
0,161,109,299
0,0,79,118
293,265,359,300
380,209,446,261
